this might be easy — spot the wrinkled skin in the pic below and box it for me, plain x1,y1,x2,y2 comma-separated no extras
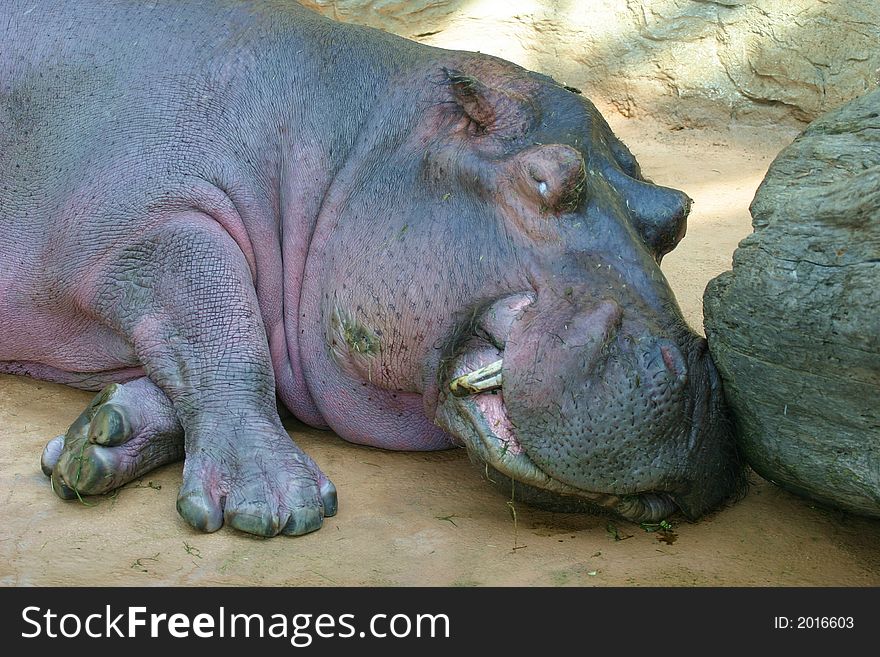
0,0,743,537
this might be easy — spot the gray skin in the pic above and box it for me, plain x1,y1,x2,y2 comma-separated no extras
0,0,744,537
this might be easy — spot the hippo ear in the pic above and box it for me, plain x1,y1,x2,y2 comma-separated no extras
512,144,586,214
444,68,535,137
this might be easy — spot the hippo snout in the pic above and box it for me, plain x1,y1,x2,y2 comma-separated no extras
435,291,744,523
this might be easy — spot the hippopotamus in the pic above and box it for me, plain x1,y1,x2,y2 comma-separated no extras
0,0,744,537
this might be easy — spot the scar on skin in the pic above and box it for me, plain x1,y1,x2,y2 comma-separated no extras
329,305,380,357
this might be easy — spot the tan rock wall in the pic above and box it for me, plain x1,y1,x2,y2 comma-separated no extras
300,0,880,127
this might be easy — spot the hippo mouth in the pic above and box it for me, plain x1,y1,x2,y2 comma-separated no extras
436,343,680,524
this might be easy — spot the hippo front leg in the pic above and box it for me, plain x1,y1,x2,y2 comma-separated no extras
83,213,336,536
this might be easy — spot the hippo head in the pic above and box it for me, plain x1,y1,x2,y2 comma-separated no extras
299,57,744,523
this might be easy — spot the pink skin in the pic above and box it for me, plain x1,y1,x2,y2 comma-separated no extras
278,139,337,428
0,179,140,375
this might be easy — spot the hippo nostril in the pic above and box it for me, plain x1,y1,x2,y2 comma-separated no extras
659,344,686,378
640,338,687,383
570,300,623,363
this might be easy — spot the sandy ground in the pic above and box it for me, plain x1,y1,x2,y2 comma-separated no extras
1,117,878,587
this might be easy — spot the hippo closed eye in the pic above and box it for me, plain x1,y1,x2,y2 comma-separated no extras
0,1,744,537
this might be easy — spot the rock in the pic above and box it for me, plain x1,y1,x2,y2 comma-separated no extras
299,1,880,128
703,89,880,517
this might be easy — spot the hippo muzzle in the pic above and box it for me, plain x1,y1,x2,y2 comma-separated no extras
437,290,741,522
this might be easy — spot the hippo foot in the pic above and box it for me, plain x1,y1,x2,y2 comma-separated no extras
41,378,338,537
41,378,185,499
176,428,337,537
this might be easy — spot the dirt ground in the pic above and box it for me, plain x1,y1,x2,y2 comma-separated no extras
1,116,878,587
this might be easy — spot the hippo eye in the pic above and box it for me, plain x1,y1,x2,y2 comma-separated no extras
517,144,586,215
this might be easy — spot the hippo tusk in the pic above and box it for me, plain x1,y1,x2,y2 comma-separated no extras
450,359,503,396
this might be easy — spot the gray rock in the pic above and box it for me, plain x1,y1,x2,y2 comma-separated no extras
704,88,880,517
